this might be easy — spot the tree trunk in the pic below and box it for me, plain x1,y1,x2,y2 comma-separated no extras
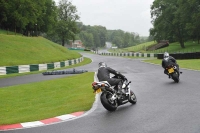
178,37,185,48
62,37,65,46
177,27,185,48
14,22,16,35
180,40,185,48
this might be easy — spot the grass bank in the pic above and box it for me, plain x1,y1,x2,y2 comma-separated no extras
0,34,81,66
0,72,95,125
107,40,200,54
108,41,156,53
148,41,200,54
0,31,95,125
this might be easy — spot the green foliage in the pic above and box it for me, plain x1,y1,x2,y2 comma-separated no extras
78,31,94,48
109,40,200,54
76,24,149,49
150,0,200,48
55,0,80,46
1,0,150,49
0,72,95,125
0,0,57,35
76,24,107,49
107,30,146,48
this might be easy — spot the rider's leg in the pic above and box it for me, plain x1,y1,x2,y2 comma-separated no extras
108,78,122,93
117,80,123,94
164,69,168,75
164,69,170,78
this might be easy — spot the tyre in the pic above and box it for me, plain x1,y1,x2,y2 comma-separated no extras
100,92,118,111
129,90,137,104
172,72,179,83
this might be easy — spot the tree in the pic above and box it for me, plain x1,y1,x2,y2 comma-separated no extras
78,31,94,48
75,23,145,49
39,0,57,33
123,32,131,48
150,0,193,48
56,0,80,46
0,0,57,36
178,0,200,44
0,0,9,28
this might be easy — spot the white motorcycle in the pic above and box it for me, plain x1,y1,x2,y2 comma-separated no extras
92,75,137,111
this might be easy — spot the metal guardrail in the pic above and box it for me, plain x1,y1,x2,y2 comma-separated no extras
157,52,200,59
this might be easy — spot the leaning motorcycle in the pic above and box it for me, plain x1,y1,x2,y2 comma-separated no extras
165,64,180,83
92,76,137,111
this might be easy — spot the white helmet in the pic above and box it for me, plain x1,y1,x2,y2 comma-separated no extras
163,52,169,60
98,62,107,68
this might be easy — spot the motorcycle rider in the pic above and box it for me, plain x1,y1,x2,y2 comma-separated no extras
97,62,126,94
162,52,180,78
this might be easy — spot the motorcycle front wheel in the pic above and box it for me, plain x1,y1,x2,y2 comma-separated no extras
172,71,179,83
129,90,137,104
100,91,118,111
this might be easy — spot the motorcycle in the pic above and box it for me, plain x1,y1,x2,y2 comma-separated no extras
92,76,137,111
165,64,180,83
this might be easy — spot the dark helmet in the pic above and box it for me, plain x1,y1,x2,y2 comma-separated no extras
163,52,169,60
98,62,107,68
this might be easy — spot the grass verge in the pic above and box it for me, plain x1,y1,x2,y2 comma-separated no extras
0,72,95,125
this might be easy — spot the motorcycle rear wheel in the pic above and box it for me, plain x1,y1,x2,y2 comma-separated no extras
129,90,137,104
100,91,118,111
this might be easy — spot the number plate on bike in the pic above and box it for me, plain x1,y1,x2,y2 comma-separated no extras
95,88,102,94
168,68,174,73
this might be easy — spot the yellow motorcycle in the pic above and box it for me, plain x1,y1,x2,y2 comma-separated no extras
166,64,180,83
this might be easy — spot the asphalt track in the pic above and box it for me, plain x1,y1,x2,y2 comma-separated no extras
1,52,200,133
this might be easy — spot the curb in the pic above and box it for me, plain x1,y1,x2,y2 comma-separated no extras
0,57,84,75
0,111,84,131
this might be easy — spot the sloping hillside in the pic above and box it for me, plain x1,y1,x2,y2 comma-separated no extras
147,40,169,51
0,34,81,66
124,41,157,52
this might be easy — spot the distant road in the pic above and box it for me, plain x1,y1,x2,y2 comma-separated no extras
97,48,111,54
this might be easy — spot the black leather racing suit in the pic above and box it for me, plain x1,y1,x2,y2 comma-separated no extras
97,67,125,91
162,56,179,75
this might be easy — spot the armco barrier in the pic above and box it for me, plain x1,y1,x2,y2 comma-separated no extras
0,57,84,75
157,52,200,59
